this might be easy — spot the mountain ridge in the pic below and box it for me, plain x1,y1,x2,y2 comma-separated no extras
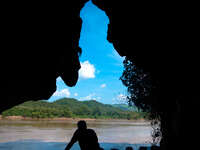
1,98,148,120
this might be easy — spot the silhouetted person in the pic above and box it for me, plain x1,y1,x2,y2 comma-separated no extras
65,120,103,150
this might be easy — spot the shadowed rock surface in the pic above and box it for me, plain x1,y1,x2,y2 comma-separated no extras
92,1,199,150
1,1,88,112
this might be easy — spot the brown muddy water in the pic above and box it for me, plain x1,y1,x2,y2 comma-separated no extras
0,120,153,150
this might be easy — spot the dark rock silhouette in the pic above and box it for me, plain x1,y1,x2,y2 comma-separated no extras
92,0,199,150
1,1,88,112
65,120,103,150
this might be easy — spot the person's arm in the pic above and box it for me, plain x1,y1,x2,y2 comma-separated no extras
65,130,79,150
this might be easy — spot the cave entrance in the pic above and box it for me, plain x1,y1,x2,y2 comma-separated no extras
47,1,154,148
49,0,154,148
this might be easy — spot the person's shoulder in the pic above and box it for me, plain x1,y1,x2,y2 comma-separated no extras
87,128,96,134
74,129,81,135
87,128,95,132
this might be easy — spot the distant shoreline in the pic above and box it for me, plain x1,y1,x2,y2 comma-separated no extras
0,115,95,121
0,115,148,122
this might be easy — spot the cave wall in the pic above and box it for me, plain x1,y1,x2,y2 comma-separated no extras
92,0,199,150
1,1,88,112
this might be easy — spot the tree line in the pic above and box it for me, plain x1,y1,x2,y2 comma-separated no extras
1,98,149,120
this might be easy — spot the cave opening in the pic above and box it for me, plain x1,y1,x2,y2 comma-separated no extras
49,0,157,148
48,0,127,105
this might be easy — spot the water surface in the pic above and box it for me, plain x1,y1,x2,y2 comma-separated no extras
0,120,153,150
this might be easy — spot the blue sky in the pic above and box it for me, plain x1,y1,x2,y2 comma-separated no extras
48,1,127,104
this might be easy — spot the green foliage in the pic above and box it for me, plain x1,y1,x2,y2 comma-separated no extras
1,98,148,120
112,104,139,112
120,58,155,113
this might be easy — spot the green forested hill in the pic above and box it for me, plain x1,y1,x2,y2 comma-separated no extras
1,98,148,120
112,104,139,112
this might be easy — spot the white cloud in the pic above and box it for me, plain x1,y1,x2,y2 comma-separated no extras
100,83,106,88
74,93,78,96
79,61,95,79
53,88,70,97
117,94,127,100
112,94,127,104
79,93,96,101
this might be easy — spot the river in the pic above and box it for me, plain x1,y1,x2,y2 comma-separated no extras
0,119,153,150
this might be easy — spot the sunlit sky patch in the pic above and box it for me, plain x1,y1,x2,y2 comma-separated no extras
48,1,127,104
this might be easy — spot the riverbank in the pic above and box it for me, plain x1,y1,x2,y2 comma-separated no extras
0,115,95,121
0,115,148,122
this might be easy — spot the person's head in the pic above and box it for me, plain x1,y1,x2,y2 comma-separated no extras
77,120,87,130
